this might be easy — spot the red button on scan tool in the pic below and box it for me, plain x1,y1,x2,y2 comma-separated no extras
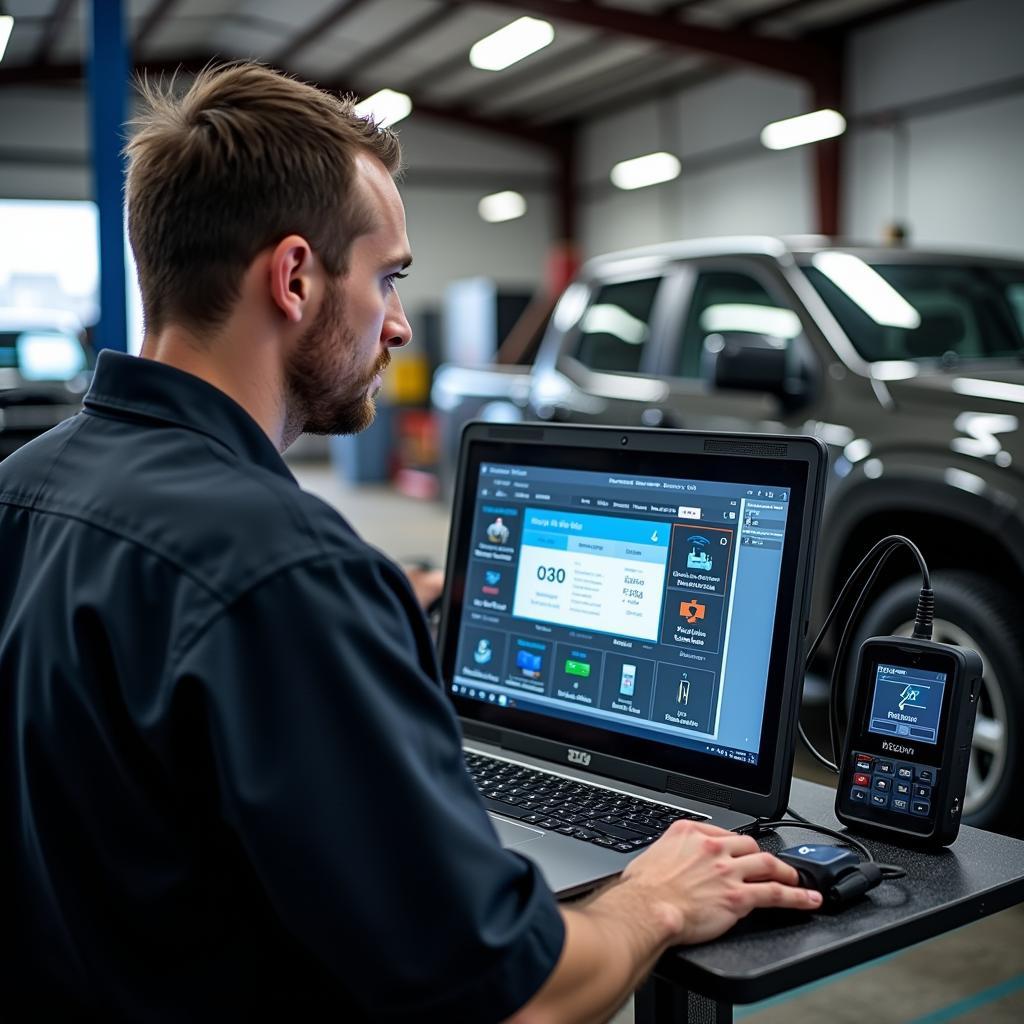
853,773,870,788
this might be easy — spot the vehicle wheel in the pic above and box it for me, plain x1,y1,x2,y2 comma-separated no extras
845,571,1023,834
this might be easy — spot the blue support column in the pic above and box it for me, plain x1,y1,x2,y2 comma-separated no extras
88,0,129,352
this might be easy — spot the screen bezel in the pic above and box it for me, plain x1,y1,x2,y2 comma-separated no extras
437,424,826,810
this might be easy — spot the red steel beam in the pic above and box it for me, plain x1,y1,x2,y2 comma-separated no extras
0,54,562,153
445,0,833,85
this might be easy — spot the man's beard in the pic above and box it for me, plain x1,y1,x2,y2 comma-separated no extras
285,281,390,439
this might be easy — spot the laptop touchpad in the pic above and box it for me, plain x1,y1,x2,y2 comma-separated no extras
491,815,545,848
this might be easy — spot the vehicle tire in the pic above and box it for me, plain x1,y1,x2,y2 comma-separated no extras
844,571,1023,835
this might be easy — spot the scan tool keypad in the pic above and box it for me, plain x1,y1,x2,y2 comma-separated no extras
849,752,936,817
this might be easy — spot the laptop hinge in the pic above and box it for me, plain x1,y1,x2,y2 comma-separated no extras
462,720,501,744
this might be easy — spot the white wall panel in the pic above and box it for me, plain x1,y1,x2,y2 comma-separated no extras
677,149,813,240
849,0,1024,116
902,93,1024,255
670,71,809,158
400,186,551,313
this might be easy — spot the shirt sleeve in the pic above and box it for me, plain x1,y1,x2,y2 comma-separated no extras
171,553,565,1022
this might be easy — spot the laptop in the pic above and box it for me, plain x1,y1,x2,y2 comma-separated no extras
437,423,827,896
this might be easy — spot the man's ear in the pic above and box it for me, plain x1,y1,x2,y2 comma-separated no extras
268,235,317,324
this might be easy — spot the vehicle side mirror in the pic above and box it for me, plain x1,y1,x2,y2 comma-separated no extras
705,332,808,406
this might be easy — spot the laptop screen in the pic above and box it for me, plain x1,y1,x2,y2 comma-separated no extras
449,459,793,769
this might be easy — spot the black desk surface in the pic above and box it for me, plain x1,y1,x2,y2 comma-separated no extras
653,777,1024,1004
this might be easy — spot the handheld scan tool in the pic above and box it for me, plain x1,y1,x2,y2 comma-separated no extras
835,636,982,847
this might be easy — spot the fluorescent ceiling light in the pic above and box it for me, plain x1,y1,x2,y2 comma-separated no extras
353,88,411,128
812,252,921,329
0,15,14,64
478,190,527,223
761,109,846,150
610,152,681,191
470,17,554,71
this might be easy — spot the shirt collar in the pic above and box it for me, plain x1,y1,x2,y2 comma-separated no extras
83,350,296,484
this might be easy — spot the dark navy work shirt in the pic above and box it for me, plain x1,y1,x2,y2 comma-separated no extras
0,351,563,1021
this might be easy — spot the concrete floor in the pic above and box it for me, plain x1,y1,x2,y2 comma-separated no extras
291,459,1024,1024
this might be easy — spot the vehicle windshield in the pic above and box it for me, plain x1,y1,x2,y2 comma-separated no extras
800,256,1024,364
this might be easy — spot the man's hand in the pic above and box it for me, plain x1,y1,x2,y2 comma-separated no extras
402,564,444,610
506,821,820,1024
618,819,821,945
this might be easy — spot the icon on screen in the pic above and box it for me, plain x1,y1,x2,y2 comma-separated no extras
473,639,494,665
516,650,543,680
677,678,691,706
482,569,502,596
620,663,637,697
486,518,510,544
686,540,713,571
565,658,591,689
680,599,706,624
898,685,925,711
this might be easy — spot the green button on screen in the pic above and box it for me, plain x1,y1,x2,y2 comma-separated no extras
565,660,591,678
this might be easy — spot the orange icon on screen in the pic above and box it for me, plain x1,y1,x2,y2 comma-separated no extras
680,599,706,624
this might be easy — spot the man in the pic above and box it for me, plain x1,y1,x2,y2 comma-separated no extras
0,64,820,1021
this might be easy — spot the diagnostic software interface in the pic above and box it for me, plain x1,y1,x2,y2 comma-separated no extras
452,462,791,765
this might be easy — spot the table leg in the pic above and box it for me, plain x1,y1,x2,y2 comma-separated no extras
634,975,733,1023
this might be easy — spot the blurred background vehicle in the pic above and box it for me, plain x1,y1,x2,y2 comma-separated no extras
0,308,93,460
433,236,1024,833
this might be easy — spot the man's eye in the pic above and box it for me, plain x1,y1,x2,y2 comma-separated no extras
384,272,408,291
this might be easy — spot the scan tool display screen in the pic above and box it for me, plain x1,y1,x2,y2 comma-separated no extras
867,663,948,745
450,460,793,766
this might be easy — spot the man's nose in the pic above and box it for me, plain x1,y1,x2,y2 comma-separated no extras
384,291,412,349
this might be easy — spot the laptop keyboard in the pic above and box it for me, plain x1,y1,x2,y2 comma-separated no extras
466,751,708,854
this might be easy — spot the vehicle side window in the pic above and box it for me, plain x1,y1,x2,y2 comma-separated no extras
574,278,660,374
678,271,801,379
1004,282,1024,337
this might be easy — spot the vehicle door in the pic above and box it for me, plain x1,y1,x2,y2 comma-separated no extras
543,266,677,426
651,257,823,433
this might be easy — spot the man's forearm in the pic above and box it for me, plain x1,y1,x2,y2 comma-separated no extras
504,821,823,1024
507,880,676,1024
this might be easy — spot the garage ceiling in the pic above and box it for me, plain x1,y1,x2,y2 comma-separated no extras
3,0,943,128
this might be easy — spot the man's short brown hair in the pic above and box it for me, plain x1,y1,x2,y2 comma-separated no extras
125,62,402,333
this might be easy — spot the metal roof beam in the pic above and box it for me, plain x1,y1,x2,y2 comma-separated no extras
32,0,76,65
134,0,185,52
337,4,458,80
0,54,562,152
272,0,374,67
446,0,833,85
